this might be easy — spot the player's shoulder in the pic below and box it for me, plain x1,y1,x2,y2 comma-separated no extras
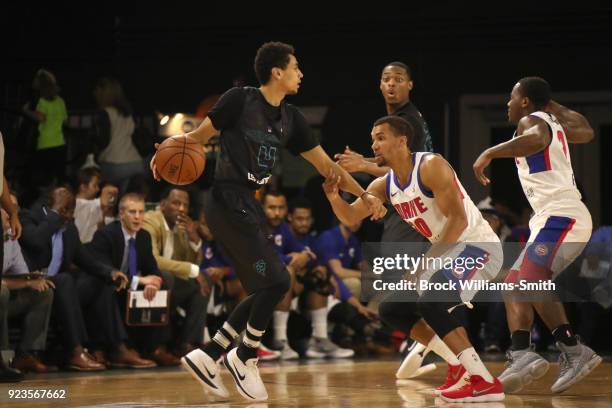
419,153,453,179
518,112,552,134
419,152,447,167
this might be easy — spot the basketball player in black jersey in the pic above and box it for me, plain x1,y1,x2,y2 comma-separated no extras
335,62,448,381
151,42,386,402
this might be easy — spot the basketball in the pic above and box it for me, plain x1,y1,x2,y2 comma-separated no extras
155,135,205,185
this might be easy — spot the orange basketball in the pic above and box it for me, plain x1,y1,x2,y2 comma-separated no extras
155,135,205,185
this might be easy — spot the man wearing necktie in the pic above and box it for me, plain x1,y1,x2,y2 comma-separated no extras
18,187,153,370
90,193,178,366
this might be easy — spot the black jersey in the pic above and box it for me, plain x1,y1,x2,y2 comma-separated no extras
208,87,318,189
394,101,433,153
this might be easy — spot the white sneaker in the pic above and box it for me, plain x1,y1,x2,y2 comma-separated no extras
396,341,431,379
181,349,229,398
276,340,299,360
223,348,268,401
305,337,354,359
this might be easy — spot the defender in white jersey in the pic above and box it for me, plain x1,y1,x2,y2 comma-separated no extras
474,77,601,394
324,116,504,403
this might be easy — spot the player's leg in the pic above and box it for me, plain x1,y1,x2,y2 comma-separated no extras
519,213,599,393
499,243,551,394
378,290,441,379
418,269,503,403
530,214,601,393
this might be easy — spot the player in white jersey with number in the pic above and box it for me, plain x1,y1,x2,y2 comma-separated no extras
473,77,602,394
324,115,504,403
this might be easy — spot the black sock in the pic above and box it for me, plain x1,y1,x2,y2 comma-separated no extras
203,323,239,361
511,330,531,350
552,324,578,347
237,323,263,363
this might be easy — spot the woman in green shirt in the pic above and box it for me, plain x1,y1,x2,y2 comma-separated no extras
30,69,67,187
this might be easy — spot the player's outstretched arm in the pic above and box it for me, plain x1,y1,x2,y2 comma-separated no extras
302,146,387,219
150,117,218,181
473,116,550,185
420,155,468,245
545,100,594,144
322,170,387,225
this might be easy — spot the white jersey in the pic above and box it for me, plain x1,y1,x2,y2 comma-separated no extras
386,152,495,243
515,111,581,214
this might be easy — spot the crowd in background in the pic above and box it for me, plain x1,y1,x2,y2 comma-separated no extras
1,69,610,381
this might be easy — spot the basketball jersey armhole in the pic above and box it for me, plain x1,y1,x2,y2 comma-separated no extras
385,171,392,202
527,113,554,150
417,153,434,198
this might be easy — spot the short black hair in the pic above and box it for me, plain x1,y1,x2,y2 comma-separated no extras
383,61,412,79
517,77,551,110
254,42,295,85
289,197,312,213
160,185,189,201
44,184,74,208
77,167,101,188
262,190,286,204
373,116,414,147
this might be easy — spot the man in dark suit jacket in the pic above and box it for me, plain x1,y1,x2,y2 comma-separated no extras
19,186,154,370
89,192,179,366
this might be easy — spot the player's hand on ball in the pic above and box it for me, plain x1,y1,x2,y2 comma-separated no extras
150,143,161,181
473,150,492,186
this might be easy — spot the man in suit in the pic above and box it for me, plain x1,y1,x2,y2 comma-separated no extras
89,193,179,366
0,130,25,382
143,187,209,356
19,186,153,370
1,200,56,373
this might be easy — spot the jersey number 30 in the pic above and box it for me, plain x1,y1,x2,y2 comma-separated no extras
408,218,432,238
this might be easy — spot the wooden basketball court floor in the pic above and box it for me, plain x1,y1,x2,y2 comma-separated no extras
1,358,611,407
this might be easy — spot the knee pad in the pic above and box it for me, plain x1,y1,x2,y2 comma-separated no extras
417,297,461,339
378,300,421,333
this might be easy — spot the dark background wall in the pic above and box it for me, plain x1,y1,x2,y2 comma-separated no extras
2,5,611,203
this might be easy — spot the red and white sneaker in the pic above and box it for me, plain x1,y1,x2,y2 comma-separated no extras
434,364,467,395
440,375,504,403
257,344,281,361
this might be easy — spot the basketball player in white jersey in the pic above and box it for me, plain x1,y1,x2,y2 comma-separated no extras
473,77,602,394
324,116,504,403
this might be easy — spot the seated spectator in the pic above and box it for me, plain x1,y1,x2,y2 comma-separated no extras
0,207,56,373
74,167,118,243
263,192,315,360
18,186,113,371
287,199,355,359
89,193,178,367
142,187,209,356
316,219,364,299
0,175,24,383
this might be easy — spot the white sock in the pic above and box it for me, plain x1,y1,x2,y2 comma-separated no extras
273,310,289,343
308,307,328,339
427,335,460,365
458,347,494,383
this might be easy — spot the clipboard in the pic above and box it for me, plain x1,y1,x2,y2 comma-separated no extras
125,289,170,326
